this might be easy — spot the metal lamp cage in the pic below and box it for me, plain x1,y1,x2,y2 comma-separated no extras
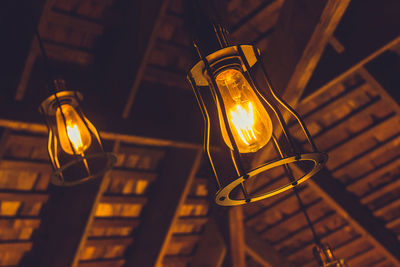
313,244,348,267
40,79,116,186
187,44,327,206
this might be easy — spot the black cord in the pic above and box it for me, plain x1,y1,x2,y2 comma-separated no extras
293,187,322,246
35,28,53,82
283,164,322,246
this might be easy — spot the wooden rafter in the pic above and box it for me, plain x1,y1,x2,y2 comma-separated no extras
262,0,351,105
304,0,400,100
102,0,170,119
0,118,202,149
191,219,226,267
124,148,202,267
229,206,246,267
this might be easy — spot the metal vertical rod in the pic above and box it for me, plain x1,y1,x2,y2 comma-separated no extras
188,74,222,189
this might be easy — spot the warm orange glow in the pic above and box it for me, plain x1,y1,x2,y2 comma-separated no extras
230,102,257,146
216,69,272,153
56,104,92,155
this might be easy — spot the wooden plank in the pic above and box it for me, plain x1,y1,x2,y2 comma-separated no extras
100,194,147,205
124,148,202,267
47,11,103,35
163,255,192,265
245,227,295,267
91,215,208,229
85,237,133,247
374,199,400,217
43,41,94,66
0,241,32,251
92,218,140,228
308,168,400,264
185,197,209,206
0,217,41,229
178,216,208,226
361,178,400,204
191,219,226,267
263,0,350,105
170,233,200,243
79,259,125,267
0,159,51,173
0,191,48,202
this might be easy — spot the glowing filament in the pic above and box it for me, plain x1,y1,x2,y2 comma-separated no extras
56,104,92,155
66,124,84,153
230,102,257,145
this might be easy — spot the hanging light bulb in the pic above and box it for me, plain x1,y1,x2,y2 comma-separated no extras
186,0,327,206
33,27,115,186
40,79,116,186
215,69,272,153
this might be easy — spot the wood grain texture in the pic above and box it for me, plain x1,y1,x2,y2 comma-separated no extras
124,148,202,267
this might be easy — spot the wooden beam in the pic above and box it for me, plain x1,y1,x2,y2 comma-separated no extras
229,206,246,267
102,0,170,118
308,169,400,264
245,227,295,267
124,148,202,267
262,0,350,105
0,118,202,149
191,219,227,267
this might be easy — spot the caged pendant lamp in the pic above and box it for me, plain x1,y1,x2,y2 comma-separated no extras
36,30,116,186
185,0,327,206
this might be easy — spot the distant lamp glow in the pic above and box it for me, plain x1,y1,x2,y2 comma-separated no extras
56,104,92,155
314,244,347,267
187,24,327,206
40,79,116,186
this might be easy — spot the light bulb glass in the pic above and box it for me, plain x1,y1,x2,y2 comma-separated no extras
56,104,92,155
215,68,272,153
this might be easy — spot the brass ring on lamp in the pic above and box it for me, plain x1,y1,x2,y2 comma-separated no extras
51,152,117,186
215,152,328,206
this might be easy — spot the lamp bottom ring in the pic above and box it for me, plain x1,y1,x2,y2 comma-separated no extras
51,152,117,186
215,152,327,206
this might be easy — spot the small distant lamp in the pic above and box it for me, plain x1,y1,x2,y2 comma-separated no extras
35,29,115,186
40,79,116,186
314,244,348,267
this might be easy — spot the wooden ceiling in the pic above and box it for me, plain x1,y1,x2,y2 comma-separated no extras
0,0,399,266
